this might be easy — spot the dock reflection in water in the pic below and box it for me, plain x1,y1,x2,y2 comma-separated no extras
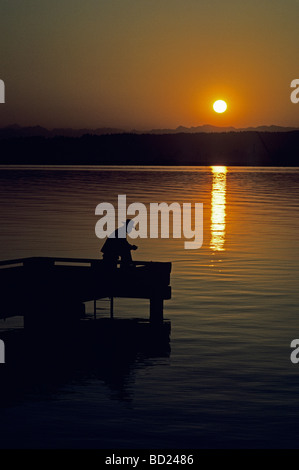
0,323,170,406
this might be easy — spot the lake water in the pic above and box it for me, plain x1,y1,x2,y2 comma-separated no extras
0,165,299,449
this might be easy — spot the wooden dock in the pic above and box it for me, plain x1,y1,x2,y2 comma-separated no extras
0,257,172,341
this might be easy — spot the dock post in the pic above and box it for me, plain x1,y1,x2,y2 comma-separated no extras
110,297,114,319
149,297,164,324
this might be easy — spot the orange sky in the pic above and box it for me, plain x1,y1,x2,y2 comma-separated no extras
0,0,298,129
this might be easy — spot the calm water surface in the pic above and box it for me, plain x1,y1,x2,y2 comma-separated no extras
0,166,299,448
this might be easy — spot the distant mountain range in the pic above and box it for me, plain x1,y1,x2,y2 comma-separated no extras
139,124,299,134
0,124,298,139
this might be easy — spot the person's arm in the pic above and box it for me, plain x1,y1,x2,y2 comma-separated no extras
130,244,138,251
125,240,138,250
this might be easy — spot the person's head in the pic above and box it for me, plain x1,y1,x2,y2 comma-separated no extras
125,218,135,234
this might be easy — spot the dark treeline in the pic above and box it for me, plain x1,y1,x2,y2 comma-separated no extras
1,131,299,166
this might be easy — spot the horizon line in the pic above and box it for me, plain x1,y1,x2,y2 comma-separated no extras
1,123,299,133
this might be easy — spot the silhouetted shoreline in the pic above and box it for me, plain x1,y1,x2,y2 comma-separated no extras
1,131,299,166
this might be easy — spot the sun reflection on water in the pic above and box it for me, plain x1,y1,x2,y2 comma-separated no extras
210,166,227,251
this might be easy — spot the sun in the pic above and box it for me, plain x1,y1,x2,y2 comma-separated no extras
213,100,227,114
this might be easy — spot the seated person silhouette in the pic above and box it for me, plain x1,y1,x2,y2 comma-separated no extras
101,218,138,268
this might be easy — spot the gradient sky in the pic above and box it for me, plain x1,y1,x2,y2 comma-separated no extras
0,0,298,129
